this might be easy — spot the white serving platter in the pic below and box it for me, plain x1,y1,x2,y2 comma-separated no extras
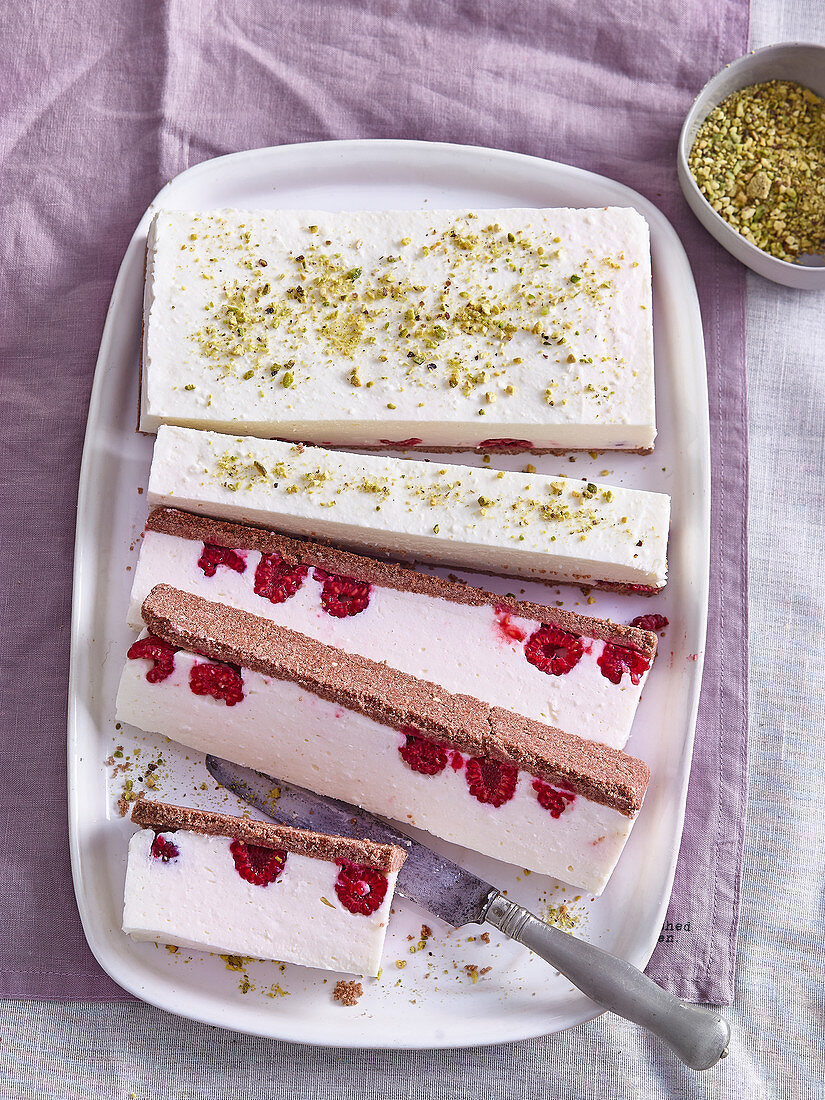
68,139,709,1048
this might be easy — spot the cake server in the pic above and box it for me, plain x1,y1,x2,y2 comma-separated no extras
205,755,730,1070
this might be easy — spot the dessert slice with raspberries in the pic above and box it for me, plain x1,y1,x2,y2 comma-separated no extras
123,797,405,976
129,508,659,749
116,585,651,894
148,425,671,591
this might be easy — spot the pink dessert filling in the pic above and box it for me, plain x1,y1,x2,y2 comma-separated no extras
314,568,372,617
254,553,308,604
230,839,287,886
597,643,651,686
465,756,518,808
189,661,245,705
197,544,247,577
127,636,178,683
334,861,388,915
524,624,584,676
477,437,535,450
150,834,179,861
532,778,577,818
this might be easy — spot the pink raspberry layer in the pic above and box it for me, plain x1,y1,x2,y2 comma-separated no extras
398,730,449,775
189,661,245,705
524,625,584,676
197,543,247,577
230,839,287,886
150,833,179,861
254,552,308,604
335,861,388,915
597,643,651,686
532,778,576,818
477,437,534,451
314,569,371,617
494,605,528,644
465,756,518,807
127,635,179,683
630,613,669,633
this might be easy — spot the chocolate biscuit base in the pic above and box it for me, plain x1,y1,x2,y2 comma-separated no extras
147,507,658,657
141,584,650,816
131,796,406,872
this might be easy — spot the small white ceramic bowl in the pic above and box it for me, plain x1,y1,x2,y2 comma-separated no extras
677,42,825,290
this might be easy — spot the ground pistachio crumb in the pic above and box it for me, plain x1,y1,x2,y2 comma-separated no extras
688,79,825,262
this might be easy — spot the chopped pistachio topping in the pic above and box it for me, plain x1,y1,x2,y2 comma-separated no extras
688,80,825,262
181,212,629,407
209,446,638,544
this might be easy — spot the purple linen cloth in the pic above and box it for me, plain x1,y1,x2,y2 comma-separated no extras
0,0,748,1003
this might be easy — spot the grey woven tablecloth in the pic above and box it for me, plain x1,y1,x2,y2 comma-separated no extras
1,0,824,1097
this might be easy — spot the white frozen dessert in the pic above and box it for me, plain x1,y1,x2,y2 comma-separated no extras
116,586,651,894
123,799,404,977
147,426,671,590
129,509,659,749
141,207,655,452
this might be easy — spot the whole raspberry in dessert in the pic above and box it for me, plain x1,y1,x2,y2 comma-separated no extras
378,437,423,447
598,643,651,686
197,543,246,577
494,605,527,643
254,552,308,604
317,570,371,617
150,833,179,862
127,635,179,683
334,860,388,915
398,730,449,775
477,438,534,451
230,840,287,886
532,778,576,818
189,661,245,705
630,613,669,633
466,756,518,807
524,625,584,676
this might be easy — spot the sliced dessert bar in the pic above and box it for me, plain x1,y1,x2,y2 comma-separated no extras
141,207,655,452
129,508,658,749
148,426,670,590
123,798,404,976
116,586,651,894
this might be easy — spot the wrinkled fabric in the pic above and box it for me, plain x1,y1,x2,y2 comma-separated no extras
0,0,748,1003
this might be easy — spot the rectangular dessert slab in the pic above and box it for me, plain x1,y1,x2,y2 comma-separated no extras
129,508,658,749
141,207,655,452
116,586,650,895
147,426,671,589
123,800,404,976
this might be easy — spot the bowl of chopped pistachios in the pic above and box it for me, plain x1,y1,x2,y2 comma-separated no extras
678,42,825,289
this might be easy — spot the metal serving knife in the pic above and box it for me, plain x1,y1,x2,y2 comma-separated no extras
205,755,730,1070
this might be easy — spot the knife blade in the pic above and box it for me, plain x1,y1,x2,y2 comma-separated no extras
205,754,496,927
205,755,730,1070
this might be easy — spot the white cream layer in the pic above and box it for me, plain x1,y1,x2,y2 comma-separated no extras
128,529,650,748
123,828,396,976
116,641,639,894
147,426,670,588
141,207,655,451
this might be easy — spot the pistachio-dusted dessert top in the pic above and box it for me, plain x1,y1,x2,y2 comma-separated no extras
148,426,670,588
141,207,655,451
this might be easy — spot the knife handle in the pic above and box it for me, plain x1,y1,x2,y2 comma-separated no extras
484,894,730,1070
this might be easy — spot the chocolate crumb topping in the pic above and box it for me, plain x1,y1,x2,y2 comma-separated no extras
332,979,363,1006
